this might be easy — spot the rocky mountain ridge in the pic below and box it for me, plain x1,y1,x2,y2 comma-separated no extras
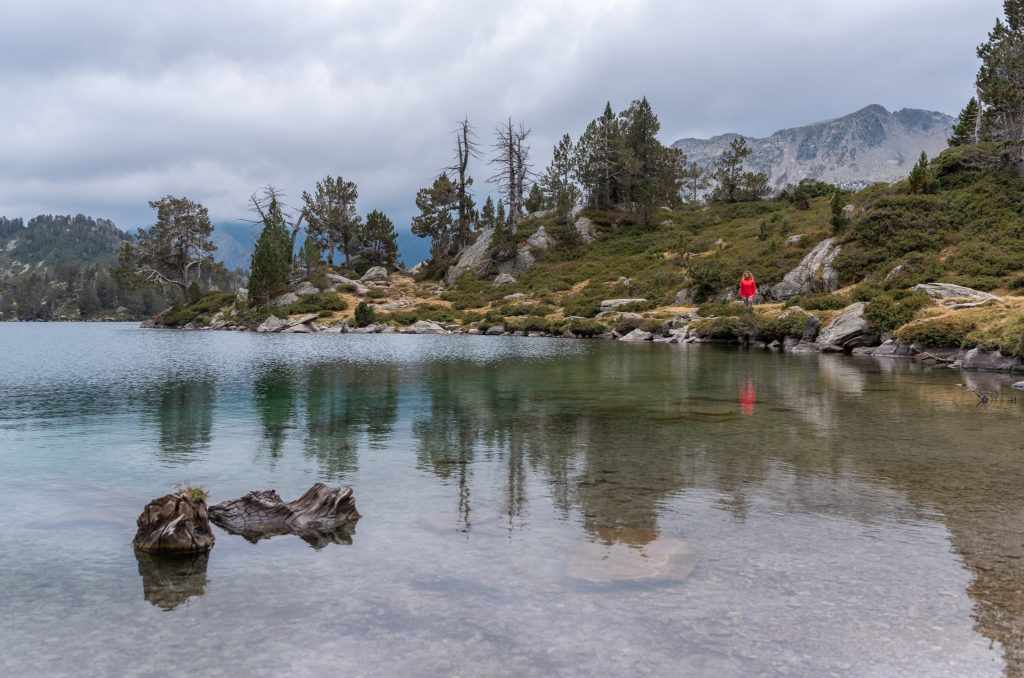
672,104,954,192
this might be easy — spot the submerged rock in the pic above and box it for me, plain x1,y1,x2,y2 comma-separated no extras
133,494,215,554
567,534,697,584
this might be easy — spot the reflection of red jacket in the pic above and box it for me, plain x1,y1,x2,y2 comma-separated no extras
740,278,757,297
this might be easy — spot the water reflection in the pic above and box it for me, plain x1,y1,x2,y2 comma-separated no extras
149,378,215,462
253,364,295,458
739,374,755,415
134,550,208,611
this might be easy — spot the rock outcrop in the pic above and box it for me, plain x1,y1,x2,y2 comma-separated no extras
768,237,841,300
360,266,389,283
815,302,878,349
209,483,360,549
133,494,215,554
445,228,494,283
600,298,647,312
913,283,1002,305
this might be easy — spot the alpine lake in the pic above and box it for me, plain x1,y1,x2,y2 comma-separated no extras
1,322,1023,677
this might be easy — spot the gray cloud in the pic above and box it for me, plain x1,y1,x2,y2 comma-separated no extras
0,0,1003,262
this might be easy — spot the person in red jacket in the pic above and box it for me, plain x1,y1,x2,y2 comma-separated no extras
739,271,757,308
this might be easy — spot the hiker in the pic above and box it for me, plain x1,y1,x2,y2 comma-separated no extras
739,271,757,308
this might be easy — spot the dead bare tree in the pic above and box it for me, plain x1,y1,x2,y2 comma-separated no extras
489,118,532,235
246,186,305,263
446,117,480,253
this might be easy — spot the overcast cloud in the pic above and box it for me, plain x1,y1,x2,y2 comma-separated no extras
0,0,1003,262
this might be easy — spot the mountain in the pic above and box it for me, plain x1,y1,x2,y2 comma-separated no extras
0,214,130,277
211,221,259,272
671,104,954,192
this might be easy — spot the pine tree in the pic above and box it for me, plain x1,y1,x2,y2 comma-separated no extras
907,151,937,194
411,174,459,265
248,198,292,307
301,176,361,267
479,196,496,230
299,235,320,275
949,97,980,146
976,1,1024,156
363,210,399,268
542,133,582,224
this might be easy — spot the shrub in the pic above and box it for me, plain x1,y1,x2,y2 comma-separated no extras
950,275,1001,292
174,482,209,504
864,290,933,333
516,316,554,333
565,318,606,336
753,311,806,341
785,292,849,311
697,301,739,317
691,316,744,339
850,282,883,302
354,301,376,327
895,315,976,347
283,292,348,315
1008,275,1024,291
366,287,386,300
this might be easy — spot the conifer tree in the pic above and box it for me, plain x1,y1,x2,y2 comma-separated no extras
248,198,292,307
363,209,400,268
479,196,496,230
411,174,459,265
542,133,582,224
949,97,980,146
302,176,361,267
976,1,1024,157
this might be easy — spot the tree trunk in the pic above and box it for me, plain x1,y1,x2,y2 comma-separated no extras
133,494,215,553
209,483,359,549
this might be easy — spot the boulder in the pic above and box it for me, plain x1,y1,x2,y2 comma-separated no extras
140,319,156,329
360,266,389,283
133,493,215,554
527,225,556,250
235,287,248,303
600,298,647,312
913,283,1001,302
1012,382,1024,390
446,228,494,283
768,237,842,300
960,345,1024,372
802,314,821,342
484,325,506,336
504,292,527,301
816,302,879,349
256,315,288,333
271,292,300,307
574,216,597,243
872,339,919,357
619,329,653,342
785,234,805,246
294,282,318,297
492,273,517,286
408,320,448,335
497,248,535,276
209,483,359,549
673,288,696,305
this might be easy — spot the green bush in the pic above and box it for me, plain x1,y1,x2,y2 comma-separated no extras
565,318,606,336
864,290,933,333
354,301,376,327
753,311,806,341
1008,275,1024,291
697,301,739,317
895,316,977,347
283,292,348,315
691,316,744,339
516,316,554,333
950,275,1001,292
366,287,386,300
850,282,883,302
785,292,849,311
160,291,235,327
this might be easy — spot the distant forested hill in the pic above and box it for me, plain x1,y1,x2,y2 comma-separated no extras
0,214,129,277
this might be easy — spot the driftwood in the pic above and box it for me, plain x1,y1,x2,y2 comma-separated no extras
133,494,215,553
208,483,359,549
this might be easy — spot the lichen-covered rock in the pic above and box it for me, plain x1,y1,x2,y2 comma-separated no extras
574,216,597,243
133,494,215,554
492,273,516,286
913,283,1002,303
446,228,494,283
600,298,647,312
768,237,841,300
816,302,878,349
360,266,389,283
256,315,288,333
527,225,556,250
294,282,318,297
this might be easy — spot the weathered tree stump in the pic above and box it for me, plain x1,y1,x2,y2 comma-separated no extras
133,494,215,553
209,483,359,549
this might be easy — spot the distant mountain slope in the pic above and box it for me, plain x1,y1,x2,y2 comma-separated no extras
211,221,259,272
671,104,954,192
0,214,130,277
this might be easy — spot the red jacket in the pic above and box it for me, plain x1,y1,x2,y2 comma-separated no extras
739,277,757,297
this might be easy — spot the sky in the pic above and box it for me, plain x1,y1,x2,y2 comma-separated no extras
0,0,1004,264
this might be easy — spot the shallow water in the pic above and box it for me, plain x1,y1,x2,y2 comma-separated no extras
1,323,1023,677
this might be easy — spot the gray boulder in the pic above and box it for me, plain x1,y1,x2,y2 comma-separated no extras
913,283,1001,303
871,339,919,357
281,314,320,334
574,216,597,243
785,234,806,246
768,237,842,300
802,314,821,342
492,273,517,286
497,248,535,276
407,320,448,335
816,302,879,349
960,345,1024,372
446,228,494,283
271,292,300,307
619,329,653,342
360,266,389,283
257,315,288,333
484,325,506,336
527,225,556,250
600,298,647,312
295,282,318,297
235,287,248,303
1012,381,1024,390
673,288,696,305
